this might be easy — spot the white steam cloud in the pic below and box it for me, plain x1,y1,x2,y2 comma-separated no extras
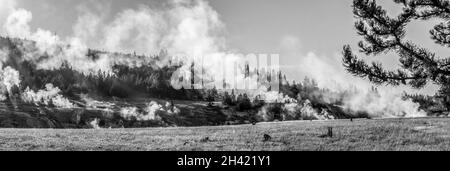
0,0,17,34
22,84,75,108
0,65,20,101
90,118,101,129
280,36,426,118
0,0,238,82
0,47,20,101
100,0,224,58
344,90,426,118
0,66,20,93
120,101,180,121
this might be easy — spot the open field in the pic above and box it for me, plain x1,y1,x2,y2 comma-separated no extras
1,117,450,151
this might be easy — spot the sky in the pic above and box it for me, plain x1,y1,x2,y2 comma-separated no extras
1,0,445,95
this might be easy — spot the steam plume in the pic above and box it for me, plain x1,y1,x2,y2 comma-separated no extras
21,84,75,108
280,36,426,118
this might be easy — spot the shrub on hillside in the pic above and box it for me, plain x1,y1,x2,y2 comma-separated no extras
236,94,252,111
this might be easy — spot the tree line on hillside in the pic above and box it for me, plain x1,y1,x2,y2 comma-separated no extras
1,32,448,126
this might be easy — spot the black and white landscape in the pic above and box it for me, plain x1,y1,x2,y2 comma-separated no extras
0,0,449,151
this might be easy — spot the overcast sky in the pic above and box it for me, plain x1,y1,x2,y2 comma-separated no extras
3,0,445,94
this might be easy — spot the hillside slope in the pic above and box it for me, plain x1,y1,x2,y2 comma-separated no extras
0,36,370,128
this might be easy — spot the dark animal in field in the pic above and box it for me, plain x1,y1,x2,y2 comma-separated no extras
319,127,333,138
263,134,272,142
200,137,210,143
328,127,333,137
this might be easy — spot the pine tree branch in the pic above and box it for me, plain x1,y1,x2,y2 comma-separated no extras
430,22,450,47
343,0,450,88
343,45,426,87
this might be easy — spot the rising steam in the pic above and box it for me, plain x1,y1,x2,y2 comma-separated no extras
90,118,101,129
22,84,75,108
280,36,426,118
120,101,179,121
0,0,429,120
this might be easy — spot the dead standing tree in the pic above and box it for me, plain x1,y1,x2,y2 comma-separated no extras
342,0,450,107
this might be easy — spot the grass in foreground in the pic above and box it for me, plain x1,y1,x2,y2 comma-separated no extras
1,117,450,151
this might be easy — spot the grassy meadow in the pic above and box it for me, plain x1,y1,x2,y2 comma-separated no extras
1,117,450,151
